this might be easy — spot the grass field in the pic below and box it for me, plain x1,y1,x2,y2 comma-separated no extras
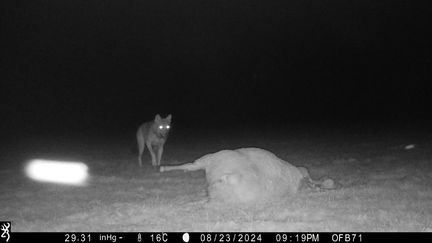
1,125,432,232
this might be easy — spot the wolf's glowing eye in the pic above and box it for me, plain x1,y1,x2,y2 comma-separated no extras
159,125,163,129
166,125,170,129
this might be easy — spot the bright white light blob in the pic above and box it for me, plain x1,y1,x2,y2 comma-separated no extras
26,159,88,185
404,144,415,150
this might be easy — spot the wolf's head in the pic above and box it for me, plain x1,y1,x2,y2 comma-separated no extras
154,114,172,139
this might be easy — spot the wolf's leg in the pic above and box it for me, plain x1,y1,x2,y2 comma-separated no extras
146,142,157,167
137,134,145,167
157,145,164,166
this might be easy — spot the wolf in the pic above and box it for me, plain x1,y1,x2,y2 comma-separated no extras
136,114,172,167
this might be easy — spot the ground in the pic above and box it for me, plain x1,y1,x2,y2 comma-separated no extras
1,126,432,231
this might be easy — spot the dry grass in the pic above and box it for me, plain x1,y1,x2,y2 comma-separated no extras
1,128,432,231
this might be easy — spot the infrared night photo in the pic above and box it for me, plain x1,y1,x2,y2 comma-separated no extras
1,0,432,232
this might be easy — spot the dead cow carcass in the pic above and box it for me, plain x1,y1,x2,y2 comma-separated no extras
160,148,335,204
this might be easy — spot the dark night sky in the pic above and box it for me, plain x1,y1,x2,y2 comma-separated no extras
2,0,432,139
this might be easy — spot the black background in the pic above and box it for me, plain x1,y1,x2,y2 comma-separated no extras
2,0,432,141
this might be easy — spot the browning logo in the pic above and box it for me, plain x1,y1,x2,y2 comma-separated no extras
0,222,10,243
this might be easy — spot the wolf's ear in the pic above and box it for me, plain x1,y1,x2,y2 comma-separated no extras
166,114,172,121
155,114,161,121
